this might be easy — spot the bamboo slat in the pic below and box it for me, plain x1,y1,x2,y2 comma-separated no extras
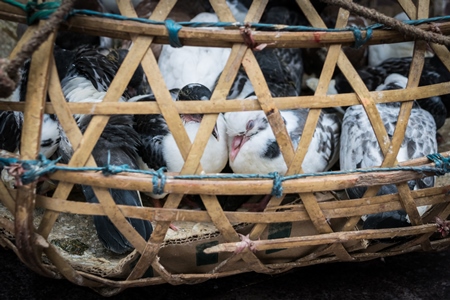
3,82,450,113
2,2,450,48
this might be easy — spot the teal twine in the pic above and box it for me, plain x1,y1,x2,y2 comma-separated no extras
152,167,167,195
269,172,283,197
1,152,450,192
427,153,450,175
1,0,26,10
101,151,130,175
350,26,373,48
25,1,62,25
164,19,183,48
4,1,450,48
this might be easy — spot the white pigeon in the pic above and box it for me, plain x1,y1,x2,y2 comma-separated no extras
157,4,248,91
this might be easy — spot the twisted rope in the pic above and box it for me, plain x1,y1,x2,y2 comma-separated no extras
319,0,450,47
0,0,76,99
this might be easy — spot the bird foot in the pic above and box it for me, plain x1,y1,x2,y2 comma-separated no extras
5,163,25,186
169,223,179,231
435,217,450,237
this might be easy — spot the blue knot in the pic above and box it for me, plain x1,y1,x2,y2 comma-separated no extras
152,167,167,195
165,19,183,48
25,1,61,25
269,172,283,197
350,26,373,48
101,151,129,175
427,153,450,175
20,154,60,185
101,164,130,176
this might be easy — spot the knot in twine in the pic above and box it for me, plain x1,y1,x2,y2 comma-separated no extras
152,167,167,195
427,153,450,175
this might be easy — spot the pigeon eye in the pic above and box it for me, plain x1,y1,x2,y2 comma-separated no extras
246,120,255,131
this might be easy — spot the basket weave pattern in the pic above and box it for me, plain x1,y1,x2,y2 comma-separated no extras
1,0,450,296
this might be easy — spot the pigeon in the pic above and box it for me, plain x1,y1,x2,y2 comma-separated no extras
223,97,341,211
334,56,449,131
78,114,152,254
133,83,228,214
57,46,152,254
224,102,341,175
227,6,303,99
227,47,300,99
135,83,228,175
0,46,76,160
157,12,234,91
157,1,249,91
339,74,437,237
368,12,433,67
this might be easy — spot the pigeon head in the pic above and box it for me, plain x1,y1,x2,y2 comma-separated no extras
224,109,269,162
177,83,219,140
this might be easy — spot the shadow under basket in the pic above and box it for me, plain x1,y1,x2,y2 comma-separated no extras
1,0,450,296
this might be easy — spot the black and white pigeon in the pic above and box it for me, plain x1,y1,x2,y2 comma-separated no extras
134,83,228,176
57,46,152,254
340,74,437,236
133,83,228,214
334,55,450,130
78,114,152,254
224,101,341,175
0,46,76,161
226,6,303,99
223,97,340,211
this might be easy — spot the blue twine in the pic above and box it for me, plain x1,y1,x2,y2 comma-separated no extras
164,19,183,48
4,0,450,48
0,152,449,196
269,172,283,197
101,151,130,176
151,167,167,195
427,153,450,175
350,26,373,48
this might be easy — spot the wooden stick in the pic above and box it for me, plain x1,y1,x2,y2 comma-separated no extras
2,82,450,113
2,2,450,48
203,224,438,254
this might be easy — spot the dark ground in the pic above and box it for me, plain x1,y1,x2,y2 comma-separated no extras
1,247,450,300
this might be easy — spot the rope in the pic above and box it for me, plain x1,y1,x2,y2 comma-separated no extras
0,0,76,99
0,152,448,197
426,153,450,174
319,0,450,47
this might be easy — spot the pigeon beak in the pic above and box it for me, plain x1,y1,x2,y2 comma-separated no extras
230,135,249,162
212,124,219,141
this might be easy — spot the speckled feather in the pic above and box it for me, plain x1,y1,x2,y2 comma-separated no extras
334,56,449,129
340,74,437,200
224,106,341,175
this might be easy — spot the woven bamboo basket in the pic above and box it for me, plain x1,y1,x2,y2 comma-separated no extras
1,0,450,296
